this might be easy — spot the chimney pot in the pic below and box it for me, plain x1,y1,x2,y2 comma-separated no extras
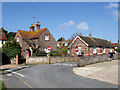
36,21,40,31
37,21,39,24
89,33,91,37
30,24,34,31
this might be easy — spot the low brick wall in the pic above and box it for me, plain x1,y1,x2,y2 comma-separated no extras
26,56,78,64
77,54,110,67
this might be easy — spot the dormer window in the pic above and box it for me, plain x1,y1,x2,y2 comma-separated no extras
17,35,19,42
45,34,49,41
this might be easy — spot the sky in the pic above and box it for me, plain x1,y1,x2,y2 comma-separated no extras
2,2,118,43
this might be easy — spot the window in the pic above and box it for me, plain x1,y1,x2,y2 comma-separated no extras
45,34,49,41
77,45,82,55
17,35,19,42
93,46,97,54
110,47,112,52
57,43,60,47
43,47,50,53
65,42,68,46
103,47,105,53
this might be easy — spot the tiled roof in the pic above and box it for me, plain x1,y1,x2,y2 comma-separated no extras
79,36,114,48
111,43,119,47
0,33,7,40
18,28,47,39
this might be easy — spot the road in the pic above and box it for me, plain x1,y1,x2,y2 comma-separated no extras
1,62,118,88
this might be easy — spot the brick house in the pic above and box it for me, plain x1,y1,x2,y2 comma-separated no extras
111,40,119,49
57,40,72,50
15,22,57,57
68,34,114,56
0,28,7,47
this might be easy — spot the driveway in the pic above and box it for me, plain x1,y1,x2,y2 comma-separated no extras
73,60,119,85
1,62,118,88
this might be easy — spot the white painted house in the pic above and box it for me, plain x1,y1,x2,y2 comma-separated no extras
0,32,7,47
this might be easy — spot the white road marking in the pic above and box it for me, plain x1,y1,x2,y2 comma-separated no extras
6,70,25,77
53,63,77,66
7,74,12,76
15,75,32,88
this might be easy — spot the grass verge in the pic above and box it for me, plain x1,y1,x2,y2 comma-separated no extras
0,81,7,90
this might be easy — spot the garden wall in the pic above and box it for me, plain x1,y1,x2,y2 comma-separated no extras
77,54,110,67
26,56,78,64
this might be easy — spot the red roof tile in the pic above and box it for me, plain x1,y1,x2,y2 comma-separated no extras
0,33,7,40
18,28,47,39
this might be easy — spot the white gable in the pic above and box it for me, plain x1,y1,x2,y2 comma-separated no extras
68,36,89,48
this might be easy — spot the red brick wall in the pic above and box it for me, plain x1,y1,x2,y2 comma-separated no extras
69,39,114,56
69,39,89,56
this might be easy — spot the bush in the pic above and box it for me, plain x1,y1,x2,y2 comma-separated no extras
2,40,21,59
50,50,61,56
59,47,68,56
35,50,47,56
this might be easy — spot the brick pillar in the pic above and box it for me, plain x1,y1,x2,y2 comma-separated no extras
16,55,18,64
26,54,29,64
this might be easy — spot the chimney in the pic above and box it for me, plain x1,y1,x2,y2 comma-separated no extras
30,24,34,31
118,40,119,44
36,21,41,31
89,33,91,37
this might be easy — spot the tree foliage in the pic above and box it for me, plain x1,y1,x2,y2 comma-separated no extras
7,32,16,41
57,37,65,41
59,47,68,56
2,41,21,59
23,38,43,56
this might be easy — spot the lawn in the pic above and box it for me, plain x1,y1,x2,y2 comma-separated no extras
0,81,7,90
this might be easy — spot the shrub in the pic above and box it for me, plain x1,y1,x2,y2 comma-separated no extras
2,40,21,59
59,47,68,56
35,50,47,56
50,50,61,56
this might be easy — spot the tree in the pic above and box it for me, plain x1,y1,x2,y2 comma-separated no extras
2,40,21,59
7,32,16,41
57,37,65,41
69,32,82,40
59,47,68,56
23,38,43,56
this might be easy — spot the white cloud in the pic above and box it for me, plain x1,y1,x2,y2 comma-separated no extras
112,10,118,21
105,3,118,9
64,20,74,26
76,22,89,30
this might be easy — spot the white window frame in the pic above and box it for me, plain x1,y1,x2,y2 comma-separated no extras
45,34,49,41
103,47,105,53
17,35,19,42
65,42,68,46
110,47,112,53
57,43,60,47
93,46,97,54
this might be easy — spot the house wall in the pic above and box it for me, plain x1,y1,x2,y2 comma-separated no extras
38,29,57,51
69,39,114,57
0,40,2,47
15,29,57,57
69,38,89,56
0,40,6,48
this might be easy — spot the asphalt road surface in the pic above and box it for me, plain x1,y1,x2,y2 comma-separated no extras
2,62,118,88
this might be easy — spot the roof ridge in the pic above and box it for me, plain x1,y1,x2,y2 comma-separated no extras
79,35,107,41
